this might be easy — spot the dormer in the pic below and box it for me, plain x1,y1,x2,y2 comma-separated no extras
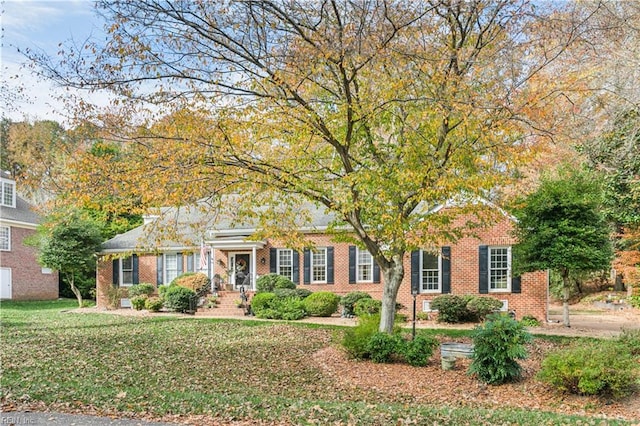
0,177,16,208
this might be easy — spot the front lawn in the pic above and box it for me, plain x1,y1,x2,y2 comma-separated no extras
0,300,636,425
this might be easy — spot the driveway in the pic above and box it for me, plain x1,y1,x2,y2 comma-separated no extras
0,411,179,425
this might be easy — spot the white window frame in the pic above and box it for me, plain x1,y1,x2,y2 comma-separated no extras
164,253,179,284
0,180,15,208
120,256,134,287
277,249,294,281
0,226,10,251
422,300,436,312
420,250,441,293
488,246,511,292
311,248,327,284
356,248,374,283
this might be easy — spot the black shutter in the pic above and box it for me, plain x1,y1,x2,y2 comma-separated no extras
327,247,334,284
348,246,356,284
410,250,420,294
373,260,380,284
512,276,522,293
177,253,183,276
112,259,120,286
479,246,488,294
157,255,164,285
270,248,277,274
186,253,194,272
132,254,139,285
292,251,300,284
303,249,310,284
441,247,451,294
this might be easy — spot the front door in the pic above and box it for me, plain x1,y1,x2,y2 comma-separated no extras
231,253,251,290
0,268,12,299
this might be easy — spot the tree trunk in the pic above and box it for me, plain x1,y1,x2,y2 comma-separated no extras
561,272,571,328
379,255,404,333
68,274,83,308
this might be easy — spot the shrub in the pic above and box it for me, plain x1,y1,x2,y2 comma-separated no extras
538,341,639,398
431,295,472,323
366,332,402,363
354,298,382,317
401,335,438,367
127,283,155,298
618,329,640,355
145,297,163,312
416,311,430,321
303,292,340,317
520,315,541,327
256,273,296,293
293,288,312,299
341,314,381,360
251,292,277,314
158,283,174,299
340,291,372,316
130,295,148,311
628,295,640,309
466,297,503,321
174,272,210,295
468,313,532,385
255,296,306,320
105,286,128,310
162,286,196,313
273,288,301,300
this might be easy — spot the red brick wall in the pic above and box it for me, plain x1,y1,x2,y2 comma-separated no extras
96,216,548,320
0,226,58,300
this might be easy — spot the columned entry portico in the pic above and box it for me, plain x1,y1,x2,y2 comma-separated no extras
205,235,266,291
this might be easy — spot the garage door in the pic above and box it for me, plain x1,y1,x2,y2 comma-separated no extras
0,268,12,299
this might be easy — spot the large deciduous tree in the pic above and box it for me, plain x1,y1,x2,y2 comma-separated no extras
29,0,591,332
513,166,614,327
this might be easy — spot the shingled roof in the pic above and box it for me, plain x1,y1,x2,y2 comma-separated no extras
0,195,41,226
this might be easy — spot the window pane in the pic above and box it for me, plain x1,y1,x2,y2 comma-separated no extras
312,249,326,282
421,251,439,292
489,247,509,290
0,227,9,250
277,249,293,280
165,254,178,283
2,182,14,206
357,249,372,282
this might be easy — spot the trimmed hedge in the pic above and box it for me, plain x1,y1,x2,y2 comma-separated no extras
127,283,155,298
340,291,372,316
256,274,296,293
174,272,210,295
162,286,196,313
302,291,340,317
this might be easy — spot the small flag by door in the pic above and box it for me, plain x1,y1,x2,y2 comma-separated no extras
199,243,208,271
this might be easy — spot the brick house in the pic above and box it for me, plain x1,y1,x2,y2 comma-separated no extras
0,176,59,300
96,202,548,320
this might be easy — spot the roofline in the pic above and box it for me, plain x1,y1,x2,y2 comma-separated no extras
0,219,38,229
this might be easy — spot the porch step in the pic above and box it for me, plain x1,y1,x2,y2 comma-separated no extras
195,290,254,317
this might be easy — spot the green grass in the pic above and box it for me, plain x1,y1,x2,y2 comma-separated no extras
0,300,634,425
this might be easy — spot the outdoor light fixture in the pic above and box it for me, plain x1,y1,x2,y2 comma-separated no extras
260,257,266,265
217,259,225,267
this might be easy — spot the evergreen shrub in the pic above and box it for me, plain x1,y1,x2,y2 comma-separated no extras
468,314,531,385
256,273,296,292
302,291,340,317
340,292,372,316
162,286,196,313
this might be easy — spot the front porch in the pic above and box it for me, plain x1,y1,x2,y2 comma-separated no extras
206,233,268,292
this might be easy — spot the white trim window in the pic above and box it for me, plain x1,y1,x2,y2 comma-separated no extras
420,251,441,293
311,248,327,283
356,248,374,283
0,180,15,208
121,256,134,287
277,249,294,281
489,246,511,292
0,226,10,251
165,253,179,284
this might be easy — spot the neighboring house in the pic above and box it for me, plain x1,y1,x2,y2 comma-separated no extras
0,176,59,300
96,202,548,320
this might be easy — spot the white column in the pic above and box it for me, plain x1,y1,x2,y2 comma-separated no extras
210,246,215,293
251,246,257,291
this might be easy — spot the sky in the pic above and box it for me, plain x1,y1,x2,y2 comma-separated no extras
1,0,101,122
